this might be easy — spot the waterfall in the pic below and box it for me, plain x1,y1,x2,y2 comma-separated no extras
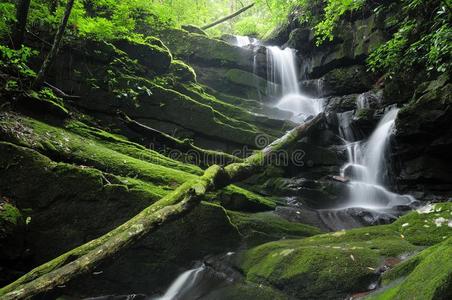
266,46,323,122
341,108,415,209
154,265,205,300
234,35,257,47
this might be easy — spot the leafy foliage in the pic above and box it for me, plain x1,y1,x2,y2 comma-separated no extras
0,2,15,38
314,0,365,44
0,45,37,78
368,0,451,78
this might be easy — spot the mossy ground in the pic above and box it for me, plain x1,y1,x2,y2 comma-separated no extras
239,202,452,299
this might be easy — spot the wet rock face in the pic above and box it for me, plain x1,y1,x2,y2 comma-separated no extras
288,14,387,79
318,65,377,97
394,75,452,198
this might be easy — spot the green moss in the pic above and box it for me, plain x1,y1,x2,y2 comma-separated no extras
240,239,383,299
0,113,200,186
238,204,452,299
205,282,290,300
228,211,322,246
113,37,172,74
213,185,278,212
355,108,374,120
391,202,452,246
367,238,452,300
225,69,268,93
0,203,22,227
169,60,197,82
21,88,69,117
155,28,252,68
0,141,169,262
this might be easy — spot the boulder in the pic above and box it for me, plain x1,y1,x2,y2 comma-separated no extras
113,38,172,74
155,28,254,71
169,60,197,82
239,203,452,299
319,65,376,97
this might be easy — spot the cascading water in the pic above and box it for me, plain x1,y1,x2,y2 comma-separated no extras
266,46,323,122
343,108,415,209
320,108,416,230
154,265,205,300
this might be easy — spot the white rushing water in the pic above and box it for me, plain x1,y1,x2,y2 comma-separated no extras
340,108,415,209
266,46,323,122
155,265,205,300
234,35,257,47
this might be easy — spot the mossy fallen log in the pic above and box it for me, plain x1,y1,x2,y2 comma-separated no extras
0,113,324,300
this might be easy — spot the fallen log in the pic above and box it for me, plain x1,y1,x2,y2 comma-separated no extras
201,3,255,30
0,113,324,300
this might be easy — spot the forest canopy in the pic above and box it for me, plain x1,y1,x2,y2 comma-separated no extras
0,0,450,80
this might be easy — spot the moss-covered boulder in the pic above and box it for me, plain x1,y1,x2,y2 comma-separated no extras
214,185,279,212
238,203,452,299
181,24,207,36
113,38,172,74
154,28,254,71
169,60,197,82
228,210,323,247
366,237,452,300
203,282,290,300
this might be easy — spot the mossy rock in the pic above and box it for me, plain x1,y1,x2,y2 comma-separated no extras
181,24,207,36
169,60,197,82
239,203,452,299
321,65,376,97
0,202,25,259
228,211,323,247
0,112,201,184
367,237,452,300
0,141,168,263
213,185,278,212
18,88,69,118
203,282,290,300
113,38,172,74
225,69,267,94
155,28,253,70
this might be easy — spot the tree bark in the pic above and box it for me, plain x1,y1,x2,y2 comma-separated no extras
0,113,324,300
118,111,243,167
12,0,31,49
201,2,255,30
32,0,75,89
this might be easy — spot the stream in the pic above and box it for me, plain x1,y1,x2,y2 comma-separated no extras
147,37,421,299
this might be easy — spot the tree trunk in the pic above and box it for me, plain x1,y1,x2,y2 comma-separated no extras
201,2,255,30
0,114,324,300
32,0,75,89
12,0,31,49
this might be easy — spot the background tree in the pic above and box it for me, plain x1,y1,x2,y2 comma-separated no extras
33,0,75,89
12,0,31,49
